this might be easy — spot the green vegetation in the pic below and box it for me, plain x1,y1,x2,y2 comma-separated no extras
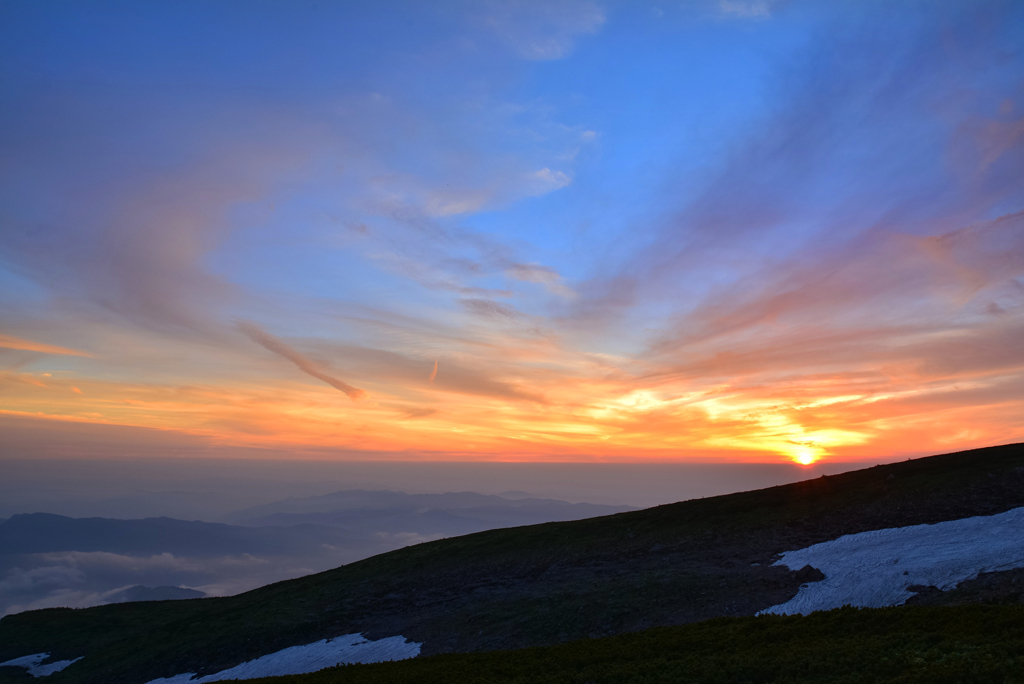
0,600,204,667
255,606,1024,684
1,443,1021,684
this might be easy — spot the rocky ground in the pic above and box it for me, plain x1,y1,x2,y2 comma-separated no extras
907,567,1024,606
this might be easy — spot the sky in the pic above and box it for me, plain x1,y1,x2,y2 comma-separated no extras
1,0,1023,468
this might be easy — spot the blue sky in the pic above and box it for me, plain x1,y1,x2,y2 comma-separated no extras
1,0,1022,464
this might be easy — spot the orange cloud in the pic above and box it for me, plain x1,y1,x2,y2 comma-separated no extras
0,334,92,357
1,215,1021,467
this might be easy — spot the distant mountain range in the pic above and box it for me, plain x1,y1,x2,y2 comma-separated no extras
1,443,1022,684
226,490,636,536
0,513,374,557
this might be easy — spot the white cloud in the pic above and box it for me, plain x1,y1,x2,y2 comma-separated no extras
480,0,606,61
526,167,572,195
506,262,576,298
423,189,492,217
0,564,83,594
719,0,773,19
32,551,205,572
0,551,302,616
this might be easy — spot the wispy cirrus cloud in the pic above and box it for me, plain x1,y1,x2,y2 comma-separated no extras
718,0,776,20
548,2,1024,462
237,322,367,401
478,0,605,60
505,262,575,298
0,334,92,357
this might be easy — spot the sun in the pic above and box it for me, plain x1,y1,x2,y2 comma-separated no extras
790,444,819,466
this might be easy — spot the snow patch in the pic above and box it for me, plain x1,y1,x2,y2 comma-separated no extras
0,653,82,677
762,506,1024,615
143,633,420,683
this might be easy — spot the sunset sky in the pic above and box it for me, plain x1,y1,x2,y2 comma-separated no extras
1,0,1022,467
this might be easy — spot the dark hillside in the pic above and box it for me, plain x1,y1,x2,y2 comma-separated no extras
2,443,1022,684
250,605,1024,684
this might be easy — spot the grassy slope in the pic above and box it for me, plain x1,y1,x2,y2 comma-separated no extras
251,605,1024,684
1,443,1022,684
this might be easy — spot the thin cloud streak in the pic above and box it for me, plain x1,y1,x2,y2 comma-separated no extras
237,322,367,402
0,334,92,357
478,0,605,61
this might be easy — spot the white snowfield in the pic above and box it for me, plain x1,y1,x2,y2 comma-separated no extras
143,633,421,684
762,505,1024,615
0,653,82,677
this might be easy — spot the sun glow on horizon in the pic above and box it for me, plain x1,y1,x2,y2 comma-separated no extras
791,448,819,466
0,360,1015,466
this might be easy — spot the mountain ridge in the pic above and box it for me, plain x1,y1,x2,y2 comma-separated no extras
224,489,634,526
0,513,374,557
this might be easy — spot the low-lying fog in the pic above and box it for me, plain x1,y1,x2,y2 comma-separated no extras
0,457,862,616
